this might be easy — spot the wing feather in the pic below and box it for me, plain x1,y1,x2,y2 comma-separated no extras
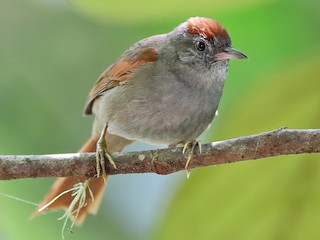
83,47,158,115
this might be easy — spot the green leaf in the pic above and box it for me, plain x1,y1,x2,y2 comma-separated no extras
154,52,320,240
68,0,273,24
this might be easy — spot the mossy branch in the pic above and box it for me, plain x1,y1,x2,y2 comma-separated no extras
1,128,320,180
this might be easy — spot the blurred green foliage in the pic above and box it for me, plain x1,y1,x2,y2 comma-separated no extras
0,0,319,239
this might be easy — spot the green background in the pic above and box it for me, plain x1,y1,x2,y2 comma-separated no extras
0,0,319,239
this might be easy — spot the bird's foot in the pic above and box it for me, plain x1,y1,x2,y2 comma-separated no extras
96,124,117,177
182,140,202,178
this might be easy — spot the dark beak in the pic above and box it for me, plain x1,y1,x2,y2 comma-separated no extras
214,48,248,61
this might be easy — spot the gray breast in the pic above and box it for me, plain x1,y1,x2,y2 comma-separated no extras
104,69,223,145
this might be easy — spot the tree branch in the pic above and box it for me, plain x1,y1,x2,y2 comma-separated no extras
1,128,319,180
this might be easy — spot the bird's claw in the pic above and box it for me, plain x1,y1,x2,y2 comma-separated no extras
182,140,202,178
96,124,117,178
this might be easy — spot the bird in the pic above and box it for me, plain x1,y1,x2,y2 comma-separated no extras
34,16,247,225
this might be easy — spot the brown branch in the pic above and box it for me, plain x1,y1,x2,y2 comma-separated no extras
0,128,320,180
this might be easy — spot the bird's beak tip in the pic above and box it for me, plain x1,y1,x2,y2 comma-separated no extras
214,48,248,61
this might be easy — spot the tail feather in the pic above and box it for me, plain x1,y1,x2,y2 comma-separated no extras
78,137,97,153
34,134,131,224
35,176,106,225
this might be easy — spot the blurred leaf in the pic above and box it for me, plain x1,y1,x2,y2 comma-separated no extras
153,52,320,240
1,0,319,239
0,0,135,239
68,0,274,24
0,179,132,240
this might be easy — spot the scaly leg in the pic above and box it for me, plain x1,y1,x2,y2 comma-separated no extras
96,123,117,177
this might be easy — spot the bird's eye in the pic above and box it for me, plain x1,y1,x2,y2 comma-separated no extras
195,40,206,52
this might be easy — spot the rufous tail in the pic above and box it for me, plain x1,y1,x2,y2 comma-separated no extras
33,133,132,225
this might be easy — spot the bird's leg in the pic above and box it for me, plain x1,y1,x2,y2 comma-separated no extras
182,140,202,178
96,123,117,177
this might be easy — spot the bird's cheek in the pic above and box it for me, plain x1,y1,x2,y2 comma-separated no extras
177,50,197,63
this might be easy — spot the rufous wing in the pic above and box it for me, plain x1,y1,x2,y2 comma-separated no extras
83,47,158,115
